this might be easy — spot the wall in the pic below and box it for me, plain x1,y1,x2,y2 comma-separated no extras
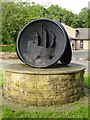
83,40,90,50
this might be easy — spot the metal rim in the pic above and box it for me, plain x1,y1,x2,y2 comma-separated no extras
16,19,71,68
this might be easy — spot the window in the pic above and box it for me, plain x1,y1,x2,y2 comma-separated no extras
80,40,83,49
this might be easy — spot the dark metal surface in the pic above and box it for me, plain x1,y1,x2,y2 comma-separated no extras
16,19,72,68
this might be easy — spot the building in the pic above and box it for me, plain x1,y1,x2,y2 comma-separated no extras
75,28,90,50
61,23,75,39
62,23,90,50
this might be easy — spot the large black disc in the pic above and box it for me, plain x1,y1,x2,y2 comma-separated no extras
16,19,71,68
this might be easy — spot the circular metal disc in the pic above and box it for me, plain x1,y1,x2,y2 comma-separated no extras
16,19,71,68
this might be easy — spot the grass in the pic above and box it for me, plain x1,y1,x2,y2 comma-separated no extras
1,105,89,119
0,44,16,52
84,74,90,89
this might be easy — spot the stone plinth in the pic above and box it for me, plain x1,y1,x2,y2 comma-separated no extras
3,63,85,106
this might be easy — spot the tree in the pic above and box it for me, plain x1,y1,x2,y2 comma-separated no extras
70,14,82,28
1,1,89,45
79,7,88,28
1,2,47,44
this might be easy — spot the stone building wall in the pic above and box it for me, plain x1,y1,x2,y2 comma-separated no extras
83,41,90,50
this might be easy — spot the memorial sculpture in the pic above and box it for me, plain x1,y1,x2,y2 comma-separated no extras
3,19,85,106
16,18,72,68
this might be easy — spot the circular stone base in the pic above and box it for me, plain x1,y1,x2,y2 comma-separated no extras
3,63,85,106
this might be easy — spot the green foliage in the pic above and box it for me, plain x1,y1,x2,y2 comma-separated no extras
79,7,89,28
1,1,48,45
2,105,89,118
88,9,90,27
84,74,90,89
1,1,89,45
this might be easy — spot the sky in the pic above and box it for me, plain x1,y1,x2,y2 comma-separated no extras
21,0,90,14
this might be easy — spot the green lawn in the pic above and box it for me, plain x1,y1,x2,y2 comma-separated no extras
0,44,16,52
84,74,90,89
1,105,89,119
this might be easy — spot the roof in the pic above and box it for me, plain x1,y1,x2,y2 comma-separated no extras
61,23,90,40
61,23,76,39
75,28,90,40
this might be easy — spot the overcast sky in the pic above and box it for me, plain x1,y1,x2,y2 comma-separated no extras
22,0,90,14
